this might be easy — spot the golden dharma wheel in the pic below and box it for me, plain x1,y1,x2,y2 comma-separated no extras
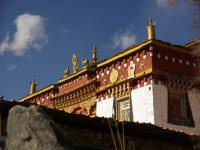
110,69,118,83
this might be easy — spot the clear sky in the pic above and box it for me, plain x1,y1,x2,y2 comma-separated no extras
0,0,196,100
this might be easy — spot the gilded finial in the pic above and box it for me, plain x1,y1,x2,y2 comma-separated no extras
147,18,156,40
72,54,78,73
64,65,70,77
29,80,37,95
82,58,89,69
90,44,97,65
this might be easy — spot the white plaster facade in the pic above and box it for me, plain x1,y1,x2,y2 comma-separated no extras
96,97,114,118
131,84,154,124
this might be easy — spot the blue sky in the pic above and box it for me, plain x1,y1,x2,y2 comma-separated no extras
0,0,195,100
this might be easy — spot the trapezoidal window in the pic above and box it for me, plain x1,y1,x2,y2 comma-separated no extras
117,98,131,121
168,88,194,126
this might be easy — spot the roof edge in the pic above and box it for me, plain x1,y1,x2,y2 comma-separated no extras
97,40,152,68
152,40,193,54
58,68,87,84
19,84,56,102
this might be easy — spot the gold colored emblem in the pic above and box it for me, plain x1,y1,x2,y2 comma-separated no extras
64,65,70,77
110,69,118,83
82,58,88,69
72,54,78,73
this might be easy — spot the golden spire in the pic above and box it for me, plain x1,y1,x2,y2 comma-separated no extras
90,44,97,65
72,54,78,73
64,65,70,77
29,80,37,95
147,18,156,40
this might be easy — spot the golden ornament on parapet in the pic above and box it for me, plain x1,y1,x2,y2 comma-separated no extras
82,58,88,68
128,61,136,79
72,54,78,73
110,69,118,83
64,65,70,77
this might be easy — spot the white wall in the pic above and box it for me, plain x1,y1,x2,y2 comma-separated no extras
96,97,114,118
131,84,154,123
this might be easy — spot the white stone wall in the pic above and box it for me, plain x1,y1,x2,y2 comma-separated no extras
96,97,114,118
131,84,154,123
153,83,200,135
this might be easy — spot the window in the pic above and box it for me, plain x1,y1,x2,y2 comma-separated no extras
168,88,194,126
117,98,131,121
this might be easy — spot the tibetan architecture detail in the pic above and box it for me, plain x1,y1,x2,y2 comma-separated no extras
64,66,70,78
20,19,200,135
29,80,37,95
128,61,136,79
110,69,118,84
90,44,97,65
147,18,156,40
82,58,89,69
72,54,78,73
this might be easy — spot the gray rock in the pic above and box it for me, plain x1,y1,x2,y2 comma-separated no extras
5,105,73,150
0,136,6,150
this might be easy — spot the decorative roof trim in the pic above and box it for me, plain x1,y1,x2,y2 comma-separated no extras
52,78,97,100
19,84,56,102
98,67,152,92
153,40,192,54
97,40,152,68
97,39,194,69
58,68,87,84
185,39,200,47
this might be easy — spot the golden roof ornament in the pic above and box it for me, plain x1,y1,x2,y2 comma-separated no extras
64,65,70,77
29,80,37,95
147,18,156,40
72,54,78,73
82,58,89,69
90,44,97,65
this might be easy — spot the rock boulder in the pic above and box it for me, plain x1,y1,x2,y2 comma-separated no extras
5,105,72,150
